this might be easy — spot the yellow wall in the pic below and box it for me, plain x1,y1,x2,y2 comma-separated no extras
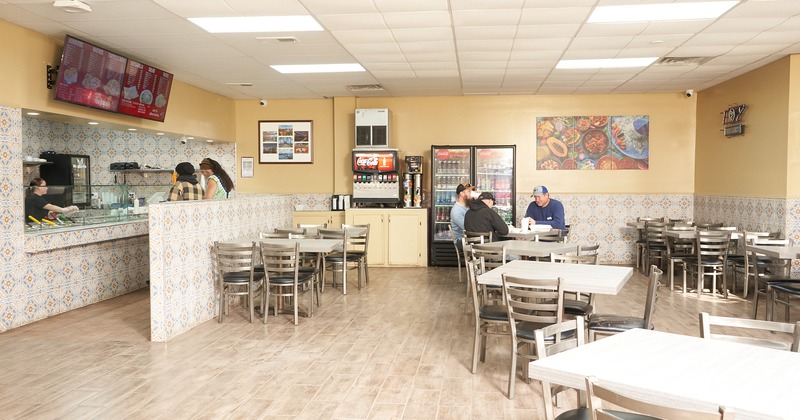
0,20,236,142
234,99,336,194
788,55,800,197
236,94,697,195
695,57,791,198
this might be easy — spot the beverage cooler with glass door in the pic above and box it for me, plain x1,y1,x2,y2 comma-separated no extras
39,153,91,209
430,145,515,266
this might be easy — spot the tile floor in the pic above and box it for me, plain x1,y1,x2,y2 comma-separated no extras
0,266,793,419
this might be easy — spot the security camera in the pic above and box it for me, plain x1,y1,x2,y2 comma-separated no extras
685,89,695,98
180,137,187,145
259,99,268,107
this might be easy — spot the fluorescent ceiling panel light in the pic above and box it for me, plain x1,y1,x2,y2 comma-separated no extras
188,16,322,33
271,63,366,74
556,57,658,69
588,1,738,23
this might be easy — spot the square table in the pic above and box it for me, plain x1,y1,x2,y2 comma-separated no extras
474,241,577,258
528,328,800,420
747,244,800,260
477,260,632,295
223,237,342,253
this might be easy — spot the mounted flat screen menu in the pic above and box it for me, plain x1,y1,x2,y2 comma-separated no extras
118,59,173,122
54,35,127,112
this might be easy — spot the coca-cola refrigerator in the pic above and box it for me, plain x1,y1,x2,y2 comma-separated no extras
352,149,402,205
430,145,516,266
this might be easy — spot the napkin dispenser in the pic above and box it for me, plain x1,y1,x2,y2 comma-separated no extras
331,194,352,211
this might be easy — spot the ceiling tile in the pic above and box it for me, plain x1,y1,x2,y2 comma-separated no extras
315,13,387,31
392,27,453,42
455,26,517,40
299,0,378,15
519,7,591,25
382,11,452,29
373,0,448,13
452,9,522,26
332,29,395,44
515,24,581,39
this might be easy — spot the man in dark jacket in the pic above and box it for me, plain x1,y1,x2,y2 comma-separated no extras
464,192,509,241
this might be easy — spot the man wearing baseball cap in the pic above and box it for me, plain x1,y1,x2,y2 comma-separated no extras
464,191,509,241
524,185,566,230
450,182,477,248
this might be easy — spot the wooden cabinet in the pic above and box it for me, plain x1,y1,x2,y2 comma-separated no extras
345,208,428,267
292,211,345,228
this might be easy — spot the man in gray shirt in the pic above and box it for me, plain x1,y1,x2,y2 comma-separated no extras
450,182,476,250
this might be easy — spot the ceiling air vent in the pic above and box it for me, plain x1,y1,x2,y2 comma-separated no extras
347,84,385,92
256,36,298,43
225,82,253,87
656,56,713,66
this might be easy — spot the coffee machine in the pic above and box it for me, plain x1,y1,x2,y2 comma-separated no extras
403,156,423,208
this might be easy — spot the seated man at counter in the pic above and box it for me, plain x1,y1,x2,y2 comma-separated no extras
167,162,204,201
524,185,566,230
464,192,509,241
25,177,79,222
450,182,477,250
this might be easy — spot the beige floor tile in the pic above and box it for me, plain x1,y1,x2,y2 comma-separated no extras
368,402,406,419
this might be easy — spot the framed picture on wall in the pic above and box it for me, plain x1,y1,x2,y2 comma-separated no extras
258,120,313,164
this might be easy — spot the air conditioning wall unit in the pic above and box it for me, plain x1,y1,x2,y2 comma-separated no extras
355,108,389,148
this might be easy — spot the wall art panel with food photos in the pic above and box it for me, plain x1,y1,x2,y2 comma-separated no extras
536,115,649,170
259,120,313,164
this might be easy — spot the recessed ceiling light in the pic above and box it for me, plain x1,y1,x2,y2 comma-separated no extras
588,1,738,23
88,121,99,125
188,16,322,33
270,63,365,74
156,132,164,136
556,57,658,69
26,112,40,116
206,139,214,143
128,128,137,131
187,137,194,140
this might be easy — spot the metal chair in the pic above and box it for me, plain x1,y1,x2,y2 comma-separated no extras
275,227,306,237
342,224,370,288
634,217,660,270
297,223,326,236
501,273,563,399
699,312,800,352
466,258,509,376
685,230,731,298
643,221,667,275
259,242,314,325
212,241,264,323
535,317,586,420
588,266,662,341
665,226,695,292
550,252,598,318
472,243,507,305
586,376,736,420
319,228,364,295
448,224,464,283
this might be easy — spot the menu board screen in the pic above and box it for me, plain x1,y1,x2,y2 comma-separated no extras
54,35,127,112
118,59,173,122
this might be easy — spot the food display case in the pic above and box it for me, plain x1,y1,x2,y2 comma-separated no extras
430,145,516,266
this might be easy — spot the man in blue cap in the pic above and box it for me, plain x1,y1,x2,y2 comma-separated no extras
523,185,566,230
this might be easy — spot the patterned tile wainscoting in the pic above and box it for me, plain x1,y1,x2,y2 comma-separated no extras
515,193,694,264
1,105,149,333
148,194,293,342
292,193,332,211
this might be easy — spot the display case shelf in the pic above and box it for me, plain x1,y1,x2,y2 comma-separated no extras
110,168,172,183
23,161,52,174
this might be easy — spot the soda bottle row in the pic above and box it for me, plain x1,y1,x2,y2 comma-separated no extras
434,191,456,205
433,224,450,240
435,176,466,190
476,175,512,191
435,207,450,222
437,158,470,174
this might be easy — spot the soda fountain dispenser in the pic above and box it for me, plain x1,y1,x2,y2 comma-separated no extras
352,149,402,206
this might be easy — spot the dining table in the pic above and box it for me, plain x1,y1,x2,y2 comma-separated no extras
473,240,577,258
477,259,632,296
747,244,800,260
528,328,800,420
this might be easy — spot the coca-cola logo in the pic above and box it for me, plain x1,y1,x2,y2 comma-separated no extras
356,156,379,167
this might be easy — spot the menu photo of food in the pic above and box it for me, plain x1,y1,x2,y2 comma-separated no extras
535,115,649,170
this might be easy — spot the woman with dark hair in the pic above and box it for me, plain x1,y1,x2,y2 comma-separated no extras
25,178,79,222
199,158,234,200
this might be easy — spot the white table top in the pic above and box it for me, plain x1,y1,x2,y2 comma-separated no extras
474,241,578,258
528,328,800,420
747,244,800,260
477,260,632,295
222,238,342,253
304,226,367,237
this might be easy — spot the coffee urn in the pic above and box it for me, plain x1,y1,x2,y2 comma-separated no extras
404,156,422,208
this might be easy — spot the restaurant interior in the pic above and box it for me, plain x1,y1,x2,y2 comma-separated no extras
1,0,800,418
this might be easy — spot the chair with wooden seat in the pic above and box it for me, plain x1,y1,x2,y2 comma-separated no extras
213,241,264,323
501,273,564,399
586,376,736,420
699,312,800,352
259,242,314,325
588,266,662,341
466,258,509,376
550,251,598,318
